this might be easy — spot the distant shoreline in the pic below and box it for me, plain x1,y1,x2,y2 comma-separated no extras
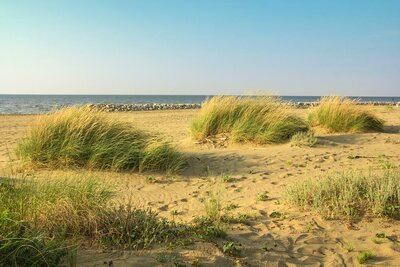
1,94,400,114
1,101,398,115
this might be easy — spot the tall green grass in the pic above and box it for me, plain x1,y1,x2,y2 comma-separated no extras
191,96,309,144
0,176,175,265
16,107,186,173
0,175,233,265
0,176,107,266
286,169,400,219
309,96,384,132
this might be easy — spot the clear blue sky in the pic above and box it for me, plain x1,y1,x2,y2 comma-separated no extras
0,0,399,96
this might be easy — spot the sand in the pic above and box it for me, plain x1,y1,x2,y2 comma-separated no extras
1,107,399,266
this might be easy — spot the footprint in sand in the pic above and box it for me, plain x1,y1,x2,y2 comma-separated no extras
158,205,169,211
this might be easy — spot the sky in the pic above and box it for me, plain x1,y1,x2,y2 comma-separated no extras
0,0,399,96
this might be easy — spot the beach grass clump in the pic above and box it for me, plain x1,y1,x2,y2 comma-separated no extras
309,96,384,132
191,96,309,144
286,169,400,219
16,106,185,173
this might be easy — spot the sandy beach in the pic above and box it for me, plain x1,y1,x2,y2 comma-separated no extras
1,106,399,266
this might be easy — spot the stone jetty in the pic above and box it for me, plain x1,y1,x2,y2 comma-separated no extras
86,103,201,112
288,101,400,109
86,101,400,112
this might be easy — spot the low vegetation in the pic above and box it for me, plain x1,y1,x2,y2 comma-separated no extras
309,96,384,132
257,191,269,201
290,131,317,147
0,175,231,265
357,250,374,264
286,169,400,219
191,96,309,144
16,106,186,173
222,241,241,256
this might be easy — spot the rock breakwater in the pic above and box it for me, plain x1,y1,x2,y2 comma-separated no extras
87,103,201,112
86,101,400,112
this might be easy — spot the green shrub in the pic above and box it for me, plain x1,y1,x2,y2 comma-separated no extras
290,131,317,147
16,106,186,173
309,96,384,132
357,250,374,264
191,96,308,144
286,169,400,219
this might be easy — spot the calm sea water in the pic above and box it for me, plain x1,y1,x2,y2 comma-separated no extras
0,95,399,114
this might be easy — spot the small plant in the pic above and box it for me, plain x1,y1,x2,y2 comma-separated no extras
237,214,251,224
375,232,386,238
202,225,227,239
357,250,374,264
193,185,228,240
290,131,317,147
155,253,168,263
171,210,180,216
257,191,269,201
270,211,282,219
203,187,223,224
222,213,251,225
372,232,387,244
222,241,240,256
225,203,239,211
192,217,227,239
146,176,157,183
191,259,200,266
303,222,314,233
344,243,354,252
174,261,187,267
222,174,233,183
378,159,396,169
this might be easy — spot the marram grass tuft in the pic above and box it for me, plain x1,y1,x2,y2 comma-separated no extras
191,96,309,144
16,106,186,173
309,96,384,133
286,169,400,219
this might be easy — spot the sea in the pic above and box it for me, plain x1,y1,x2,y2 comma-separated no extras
0,95,399,114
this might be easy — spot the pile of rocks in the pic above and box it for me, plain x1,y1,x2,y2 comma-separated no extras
290,101,400,109
85,101,399,112
86,103,201,112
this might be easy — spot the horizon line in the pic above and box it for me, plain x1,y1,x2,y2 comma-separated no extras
1,93,400,97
